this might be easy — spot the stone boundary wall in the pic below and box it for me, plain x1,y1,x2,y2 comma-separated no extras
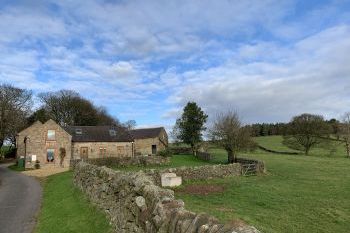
73,162,260,233
144,163,242,186
70,156,170,168
258,145,300,155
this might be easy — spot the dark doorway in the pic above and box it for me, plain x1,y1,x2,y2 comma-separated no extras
152,145,157,155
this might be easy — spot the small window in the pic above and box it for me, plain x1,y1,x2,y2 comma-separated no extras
109,129,116,136
47,130,55,140
75,129,82,135
99,147,107,157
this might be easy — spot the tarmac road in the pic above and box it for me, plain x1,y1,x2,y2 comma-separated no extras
0,164,42,233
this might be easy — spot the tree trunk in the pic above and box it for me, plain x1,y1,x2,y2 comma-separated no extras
191,143,196,156
227,150,236,163
305,147,310,156
346,141,350,158
0,139,3,149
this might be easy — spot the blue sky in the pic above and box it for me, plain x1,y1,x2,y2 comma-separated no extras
1,0,350,131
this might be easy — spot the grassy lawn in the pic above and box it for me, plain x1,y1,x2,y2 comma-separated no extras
254,135,300,153
175,137,350,233
8,164,25,171
35,171,111,233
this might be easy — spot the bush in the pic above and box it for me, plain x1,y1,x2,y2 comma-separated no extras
34,160,40,169
4,147,17,159
171,147,192,155
157,148,173,157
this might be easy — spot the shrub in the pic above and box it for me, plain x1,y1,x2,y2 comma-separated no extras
4,148,17,159
157,148,173,157
59,147,66,167
171,147,192,155
34,160,40,169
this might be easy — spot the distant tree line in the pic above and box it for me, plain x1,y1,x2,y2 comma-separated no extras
247,119,341,137
0,83,136,152
247,123,288,137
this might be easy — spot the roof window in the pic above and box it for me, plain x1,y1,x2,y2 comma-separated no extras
109,129,116,136
75,129,82,135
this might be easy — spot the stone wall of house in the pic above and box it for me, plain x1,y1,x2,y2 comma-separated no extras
134,138,166,155
73,162,260,233
144,163,242,186
16,119,72,167
70,156,170,168
72,141,133,159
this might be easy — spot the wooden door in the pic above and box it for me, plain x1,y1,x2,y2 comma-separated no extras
80,147,89,159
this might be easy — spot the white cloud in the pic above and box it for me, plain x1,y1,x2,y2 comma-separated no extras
166,25,350,123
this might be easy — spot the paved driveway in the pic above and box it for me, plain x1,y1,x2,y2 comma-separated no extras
0,164,42,233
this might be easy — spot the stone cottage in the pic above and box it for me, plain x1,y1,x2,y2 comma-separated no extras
131,127,168,155
16,119,74,167
16,119,167,168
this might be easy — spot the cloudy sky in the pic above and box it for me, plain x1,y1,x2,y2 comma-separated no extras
1,0,350,129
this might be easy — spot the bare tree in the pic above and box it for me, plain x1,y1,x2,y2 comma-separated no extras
0,84,32,148
123,120,136,130
210,111,254,163
340,112,350,158
283,113,330,155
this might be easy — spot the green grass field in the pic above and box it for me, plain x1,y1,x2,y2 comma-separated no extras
35,136,350,233
175,137,350,233
254,135,300,153
254,135,347,157
35,172,111,233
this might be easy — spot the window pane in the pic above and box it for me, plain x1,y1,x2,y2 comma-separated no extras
47,130,55,140
47,149,55,162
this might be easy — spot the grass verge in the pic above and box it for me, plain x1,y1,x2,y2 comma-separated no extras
8,164,25,171
35,171,112,233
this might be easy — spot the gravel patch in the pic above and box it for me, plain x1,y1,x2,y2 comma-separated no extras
22,167,69,178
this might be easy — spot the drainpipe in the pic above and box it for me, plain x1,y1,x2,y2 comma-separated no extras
23,136,29,170
131,142,134,157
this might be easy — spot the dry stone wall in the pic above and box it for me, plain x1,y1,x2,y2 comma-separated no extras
144,163,242,186
71,156,170,168
74,162,260,233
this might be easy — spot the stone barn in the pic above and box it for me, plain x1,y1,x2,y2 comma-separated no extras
131,127,168,155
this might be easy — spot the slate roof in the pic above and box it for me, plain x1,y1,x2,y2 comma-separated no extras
64,125,133,142
130,127,164,139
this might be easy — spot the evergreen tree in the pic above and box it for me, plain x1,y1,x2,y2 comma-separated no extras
173,102,208,155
